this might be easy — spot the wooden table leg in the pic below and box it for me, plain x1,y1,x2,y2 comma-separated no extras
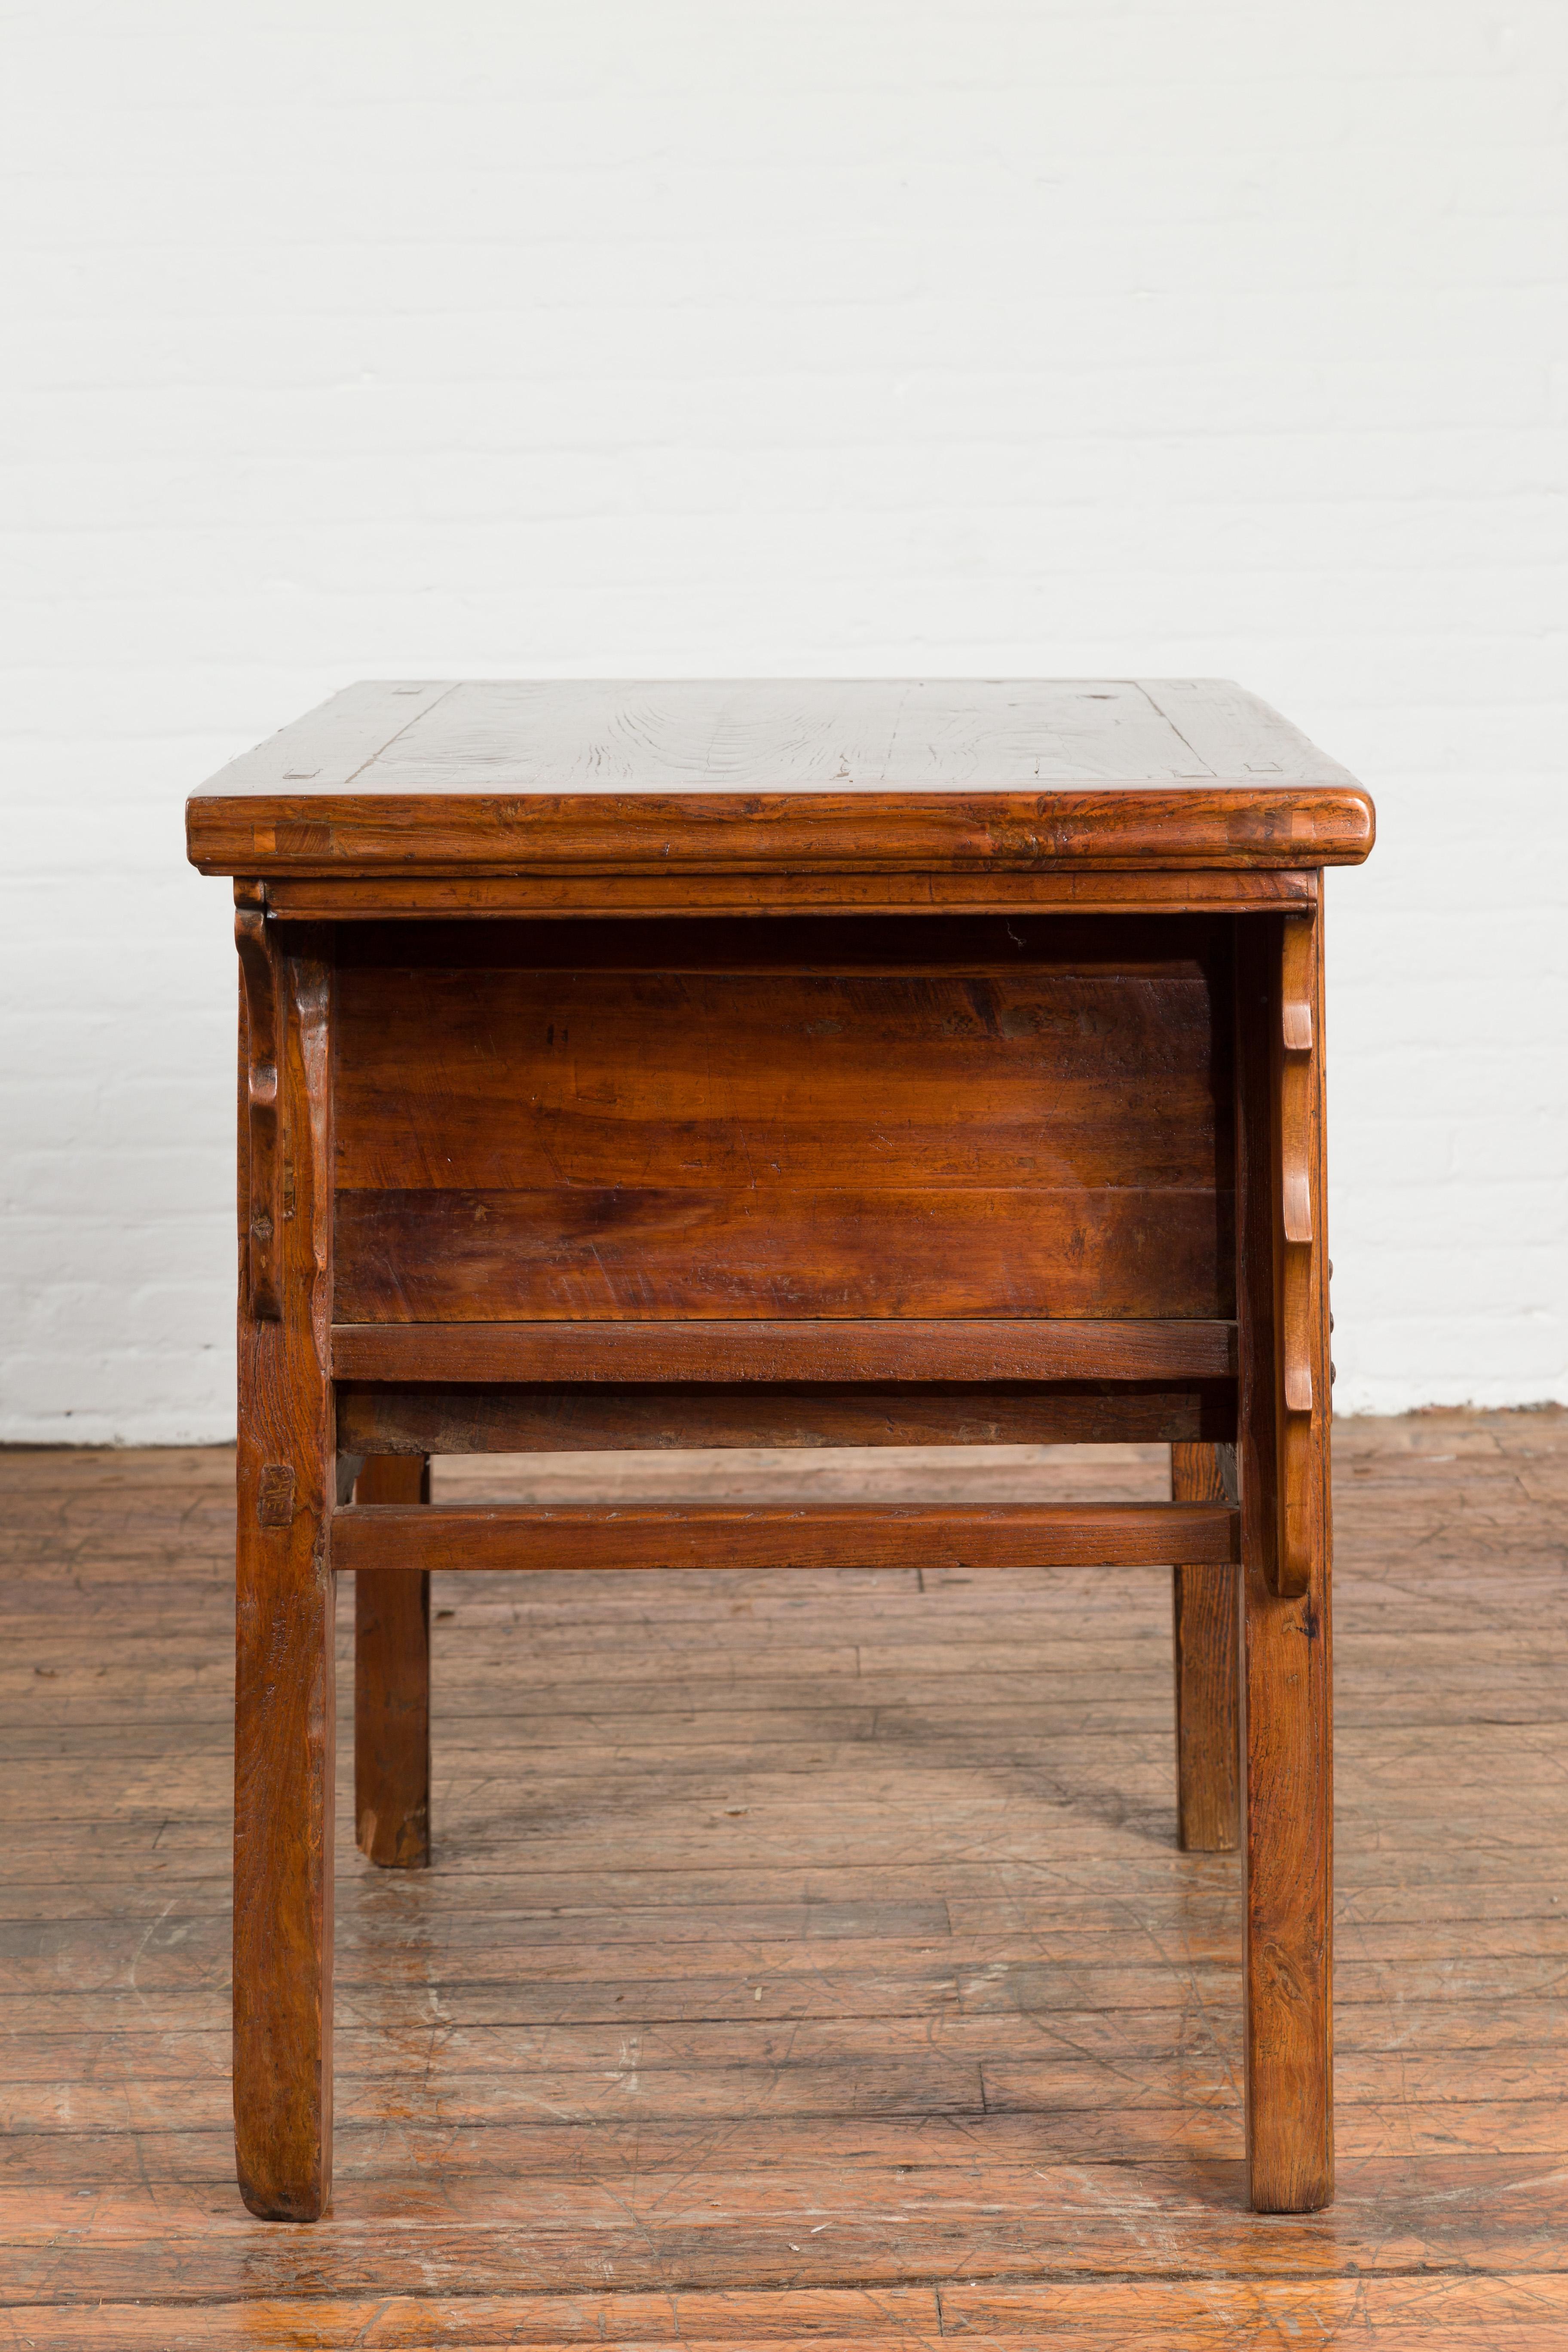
1241,1520,1332,2211
1170,1444,1239,1853
233,910,337,2221
354,1455,432,1868
1234,910,1333,2213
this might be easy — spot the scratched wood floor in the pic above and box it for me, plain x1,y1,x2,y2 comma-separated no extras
3,1414,1567,2348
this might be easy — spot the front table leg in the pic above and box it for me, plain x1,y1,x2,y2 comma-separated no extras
1235,910,1333,2212
355,1455,432,1868
233,905,337,2221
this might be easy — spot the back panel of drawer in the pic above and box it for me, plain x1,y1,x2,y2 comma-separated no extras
332,916,1234,1323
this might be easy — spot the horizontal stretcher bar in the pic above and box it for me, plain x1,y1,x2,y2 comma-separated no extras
335,1381,1235,1454
330,1319,1238,1387
330,1500,1240,1576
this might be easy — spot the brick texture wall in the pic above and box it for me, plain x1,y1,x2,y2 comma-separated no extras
3,2,1564,1438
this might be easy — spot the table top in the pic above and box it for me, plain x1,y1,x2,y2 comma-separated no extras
187,679,1374,876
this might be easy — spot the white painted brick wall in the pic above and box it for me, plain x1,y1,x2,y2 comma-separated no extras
3,1,1564,1440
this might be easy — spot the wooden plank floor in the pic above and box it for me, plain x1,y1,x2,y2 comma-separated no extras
2,1414,1566,2347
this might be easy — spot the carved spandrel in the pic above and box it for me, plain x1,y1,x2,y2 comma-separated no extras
1276,915,1317,1596
235,890,281,1321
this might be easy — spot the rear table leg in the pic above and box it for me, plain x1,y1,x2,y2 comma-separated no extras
1170,1443,1240,1853
354,1455,432,1868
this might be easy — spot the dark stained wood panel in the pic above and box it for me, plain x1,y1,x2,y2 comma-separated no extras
335,1382,1236,1454
333,924,1233,1326
332,911,1236,974
334,1185,1231,1323
334,969,1221,1190
330,1318,1237,1385
184,680,1375,876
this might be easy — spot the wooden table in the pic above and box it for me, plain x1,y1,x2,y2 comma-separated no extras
187,679,1374,2224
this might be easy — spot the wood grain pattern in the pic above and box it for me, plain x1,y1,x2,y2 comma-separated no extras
333,948,1224,1193
1234,914,1333,2211
191,788,1376,879
232,927,337,2222
331,931,1232,1325
263,865,1323,921
335,1185,1231,1325
1,1417,1562,2333
193,682,1363,2233
330,1319,1239,1385
8,2275,1568,2347
1170,1443,1240,1854
193,680,1366,795
352,1455,431,1871
185,680,1375,878
331,1500,1240,1577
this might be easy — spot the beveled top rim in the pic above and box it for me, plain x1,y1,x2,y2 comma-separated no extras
186,679,1374,875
